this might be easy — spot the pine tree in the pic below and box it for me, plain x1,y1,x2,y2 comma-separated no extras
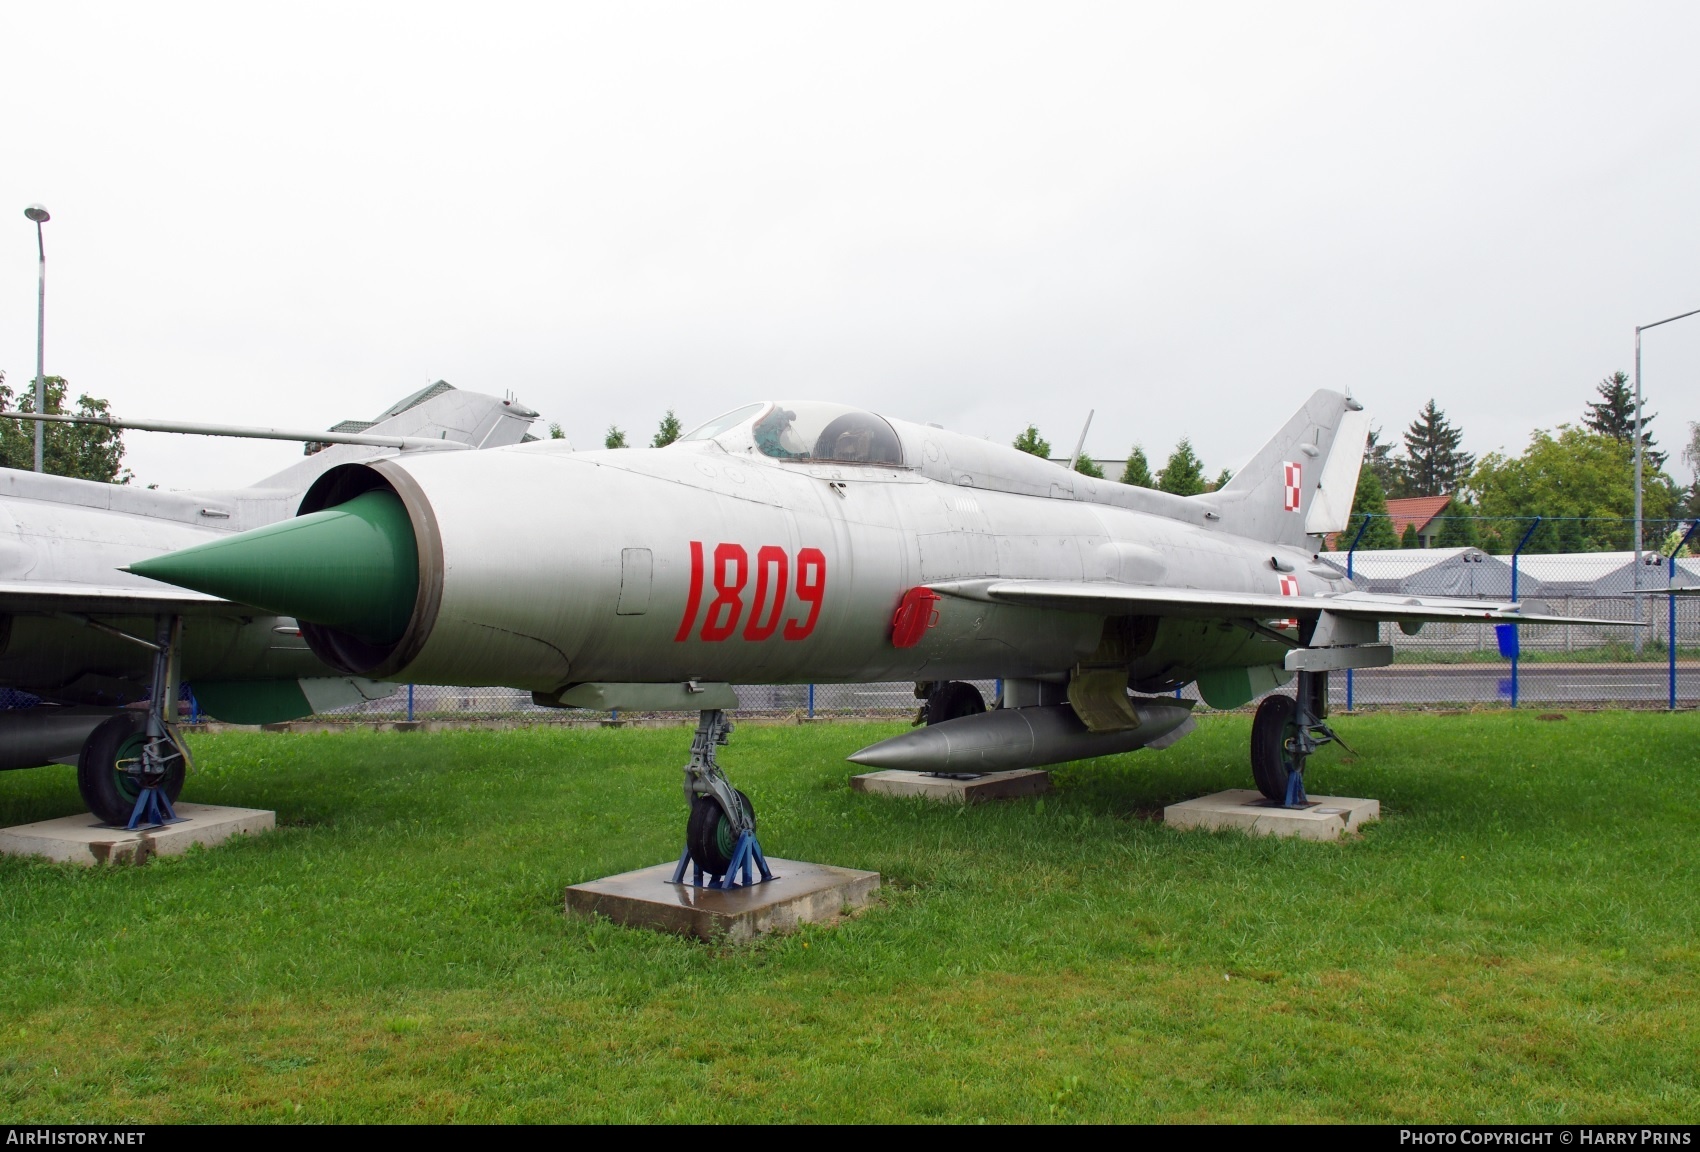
1074,455,1105,479
1211,468,1233,491
1012,426,1051,458
1400,399,1474,497
652,409,683,448
1584,372,1664,469
604,425,627,448
547,422,566,440
1156,438,1206,496
1343,467,1399,550
1119,445,1153,487
1400,522,1420,549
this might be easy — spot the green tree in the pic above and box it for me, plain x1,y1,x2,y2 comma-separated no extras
1584,371,1664,469
1073,455,1104,479
1119,445,1153,488
1470,425,1678,552
0,373,131,483
1339,467,1399,550
1362,424,1401,495
1676,479,1699,522
1156,438,1206,496
1012,425,1051,458
1211,468,1233,492
547,422,566,440
1684,423,1700,519
604,425,627,448
652,409,683,448
1434,497,1482,549
1400,399,1474,497
1400,522,1420,549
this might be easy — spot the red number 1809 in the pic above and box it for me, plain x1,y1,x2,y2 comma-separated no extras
673,542,827,643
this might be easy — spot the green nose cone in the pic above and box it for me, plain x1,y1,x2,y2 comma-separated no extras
128,489,419,645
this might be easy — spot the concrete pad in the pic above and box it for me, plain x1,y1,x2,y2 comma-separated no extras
565,858,880,943
850,768,1052,803
1164,789,1379,841
0,803,275,866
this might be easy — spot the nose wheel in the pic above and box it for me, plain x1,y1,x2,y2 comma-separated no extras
672,709,773,889
686,788,755,875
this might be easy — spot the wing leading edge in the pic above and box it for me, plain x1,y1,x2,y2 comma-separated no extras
926,578,1632,627
0,581,232,616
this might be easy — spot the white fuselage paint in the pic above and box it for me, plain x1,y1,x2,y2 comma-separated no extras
383,413,1353,693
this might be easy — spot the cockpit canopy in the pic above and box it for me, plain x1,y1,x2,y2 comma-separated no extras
680,402,904,466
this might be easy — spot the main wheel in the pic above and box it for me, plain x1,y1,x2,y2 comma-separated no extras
1250,693,1300,803
686,788,755,875
925,681,986,725
77,713,185,827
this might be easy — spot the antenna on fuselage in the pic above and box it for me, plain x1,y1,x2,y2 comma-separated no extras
1066,409,1095,474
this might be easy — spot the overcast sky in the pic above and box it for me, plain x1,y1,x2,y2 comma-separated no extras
3,1,1697,491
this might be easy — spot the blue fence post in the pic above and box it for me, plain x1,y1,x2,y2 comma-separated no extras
1343,514,1372,712
406,684,414,722
1509,517,1542,709
1672,520,1700,712
807,684,815,720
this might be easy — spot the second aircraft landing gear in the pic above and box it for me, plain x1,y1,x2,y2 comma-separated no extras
74,614,192,829
673,709,773,890
1250,670,1349,807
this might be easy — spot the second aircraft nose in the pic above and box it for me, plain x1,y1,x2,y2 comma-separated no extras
126,488,419,645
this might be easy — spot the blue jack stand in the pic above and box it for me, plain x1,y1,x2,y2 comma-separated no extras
671,830,774,891
1283,767,1309,808
126,784,184,831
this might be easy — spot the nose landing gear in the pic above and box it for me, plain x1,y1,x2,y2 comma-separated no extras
672,709,773,889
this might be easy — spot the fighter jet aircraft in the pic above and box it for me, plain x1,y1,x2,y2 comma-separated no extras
126,391,1623,874
0,382,539,825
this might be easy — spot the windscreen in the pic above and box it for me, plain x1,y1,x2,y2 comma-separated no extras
752,403,903,465
679,403,766,443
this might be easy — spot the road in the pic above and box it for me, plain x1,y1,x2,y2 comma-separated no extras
1333,663,1699,706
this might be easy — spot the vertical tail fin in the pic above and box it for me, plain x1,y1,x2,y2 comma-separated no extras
1203,390,1370,549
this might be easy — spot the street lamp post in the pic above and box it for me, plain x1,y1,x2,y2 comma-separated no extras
23,205,50,473
1634,307,1700,567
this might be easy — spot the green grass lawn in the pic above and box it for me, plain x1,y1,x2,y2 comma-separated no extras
1,712,1696,1123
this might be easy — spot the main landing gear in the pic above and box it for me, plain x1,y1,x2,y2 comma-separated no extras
672,709,773,889
78,615,192,829
913,680,986,727
1250,670,1349,807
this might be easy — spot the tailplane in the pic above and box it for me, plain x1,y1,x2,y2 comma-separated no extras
1203,389,1370,550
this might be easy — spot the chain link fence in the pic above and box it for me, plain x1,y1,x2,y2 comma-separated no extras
314,516,1699,721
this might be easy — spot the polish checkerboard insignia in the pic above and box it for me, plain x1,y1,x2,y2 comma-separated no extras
1276,573,1300,629
1282,462,1302,511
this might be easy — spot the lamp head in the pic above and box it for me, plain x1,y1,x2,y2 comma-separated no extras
23,205,50,223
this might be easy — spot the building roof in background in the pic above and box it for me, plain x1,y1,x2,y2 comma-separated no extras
1323,546,1510,596
1510,551,1685,592
1385,495,1453,537
1322,546,1499,578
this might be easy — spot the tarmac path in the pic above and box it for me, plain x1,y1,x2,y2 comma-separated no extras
1333,662,1699,706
